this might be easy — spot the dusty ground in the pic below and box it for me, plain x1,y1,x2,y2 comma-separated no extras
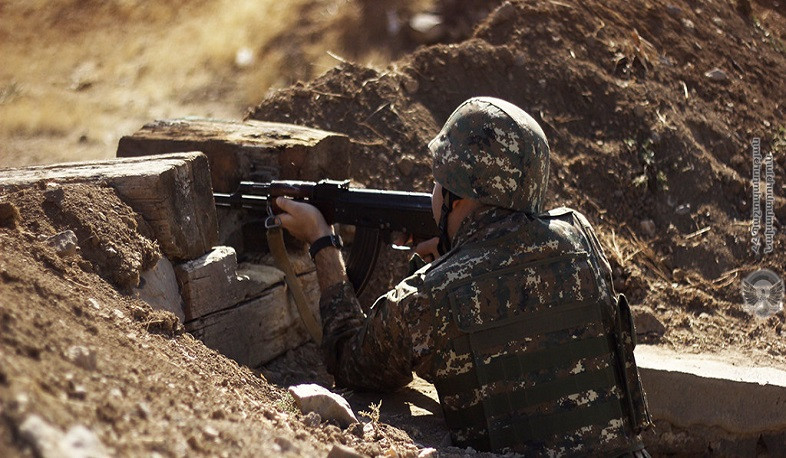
0,183,447,457
1,0,786,456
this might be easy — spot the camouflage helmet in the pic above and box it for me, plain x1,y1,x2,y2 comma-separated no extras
429,97,550,214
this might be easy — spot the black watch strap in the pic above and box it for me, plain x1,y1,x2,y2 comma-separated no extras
309,234,343,259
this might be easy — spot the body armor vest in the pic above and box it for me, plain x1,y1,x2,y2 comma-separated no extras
424,208,651,455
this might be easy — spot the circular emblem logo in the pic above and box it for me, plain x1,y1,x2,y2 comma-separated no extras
741,269,784,318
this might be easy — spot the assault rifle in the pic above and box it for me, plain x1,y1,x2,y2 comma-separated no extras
214,180,439,295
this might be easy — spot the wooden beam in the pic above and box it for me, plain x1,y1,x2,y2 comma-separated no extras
0,152,218,261
173,246,315,321
117,118,354,192
185,271,321,367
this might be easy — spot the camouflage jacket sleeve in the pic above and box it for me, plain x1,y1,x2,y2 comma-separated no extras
319,272,436,392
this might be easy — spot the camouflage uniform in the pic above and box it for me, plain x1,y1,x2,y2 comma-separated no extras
318,97,651,455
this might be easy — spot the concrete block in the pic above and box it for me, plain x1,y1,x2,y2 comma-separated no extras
635,345,786,435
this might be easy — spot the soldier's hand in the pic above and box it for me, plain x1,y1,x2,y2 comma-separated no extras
413,237,440,263
275,197,333,244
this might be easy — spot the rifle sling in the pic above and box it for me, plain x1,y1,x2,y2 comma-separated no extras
266,224,323,344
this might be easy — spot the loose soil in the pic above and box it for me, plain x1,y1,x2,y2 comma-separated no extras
1,0,786,457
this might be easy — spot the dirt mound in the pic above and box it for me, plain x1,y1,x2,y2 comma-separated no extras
249,0,786,363
4,183,160,289
0,183,429,456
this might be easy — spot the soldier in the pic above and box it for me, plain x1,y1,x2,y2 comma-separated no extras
276,97,652,456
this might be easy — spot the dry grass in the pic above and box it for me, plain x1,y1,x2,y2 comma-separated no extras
0,0,327,166
0,0,437,167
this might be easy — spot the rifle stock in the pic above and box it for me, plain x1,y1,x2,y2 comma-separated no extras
214,180,439,295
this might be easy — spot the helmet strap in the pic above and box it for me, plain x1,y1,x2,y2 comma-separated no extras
437,188,459,255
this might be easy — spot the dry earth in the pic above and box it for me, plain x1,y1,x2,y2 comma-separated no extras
1,0,786,456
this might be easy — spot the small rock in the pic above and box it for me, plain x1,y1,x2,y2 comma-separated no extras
396,156,416,177
62,425,109,457
704,68,729,81
303,411,322,428
327,444,366,458
288,384,358,428
10,392,29,414
43,184,64,204
640,219,657,237
19,415,66,458
46,230,79,257
418,448,438,458
401,76,419,94
675,203,691,215
136,403,151,420
66,346,97,371
382,447,399,457
632,306,667,336
408,13,444,44
88,298,101,310
202,426,219,440
666,5,683,16
19,414,108,458
346,422,364,438
273,436,291,452
0,202,20,229
68,382,87,400
633,105,647,118
69,61,98,91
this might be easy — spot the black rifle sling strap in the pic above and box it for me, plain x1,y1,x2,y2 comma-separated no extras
265,216,323,344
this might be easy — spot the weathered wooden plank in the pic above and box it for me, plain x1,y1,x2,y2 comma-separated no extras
0,152,218,261
117,118,354,192
185,271,321,367
173,245,315,321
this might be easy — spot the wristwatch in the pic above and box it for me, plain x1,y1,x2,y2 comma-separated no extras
309,234,343,259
